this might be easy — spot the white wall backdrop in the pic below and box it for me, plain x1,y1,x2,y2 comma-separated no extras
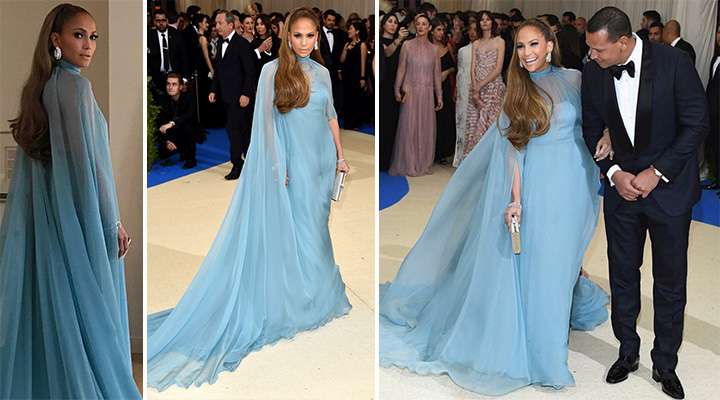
427,1,718,86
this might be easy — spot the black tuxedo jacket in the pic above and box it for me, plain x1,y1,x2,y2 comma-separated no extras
211,34,257,105
674,38,696,65
707,56,719,167
148,27,188,79
320,27,346,73
582,40,709,216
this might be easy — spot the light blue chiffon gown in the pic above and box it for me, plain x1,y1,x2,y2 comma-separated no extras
380,65,609,395
0,60,140,399
147,56,351,390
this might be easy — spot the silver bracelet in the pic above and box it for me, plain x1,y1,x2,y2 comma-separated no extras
506,202,522,209
337,158,345,164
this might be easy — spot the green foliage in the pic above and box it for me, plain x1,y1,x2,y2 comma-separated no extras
147,79,160,170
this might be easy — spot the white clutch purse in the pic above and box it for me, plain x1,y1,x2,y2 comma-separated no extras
511,216,521,254
331,171,346,201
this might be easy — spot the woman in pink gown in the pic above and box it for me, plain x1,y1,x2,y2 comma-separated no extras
390,13,442,177
453,10,506,166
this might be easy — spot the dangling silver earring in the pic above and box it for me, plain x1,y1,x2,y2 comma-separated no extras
314,41,318,50
53,46,62,61
519,59,525,69
288,41,292,49
545,51,552,63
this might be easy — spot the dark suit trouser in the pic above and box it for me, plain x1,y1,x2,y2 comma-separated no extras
224,101,251,168
604,196,690,371
159,126,196,161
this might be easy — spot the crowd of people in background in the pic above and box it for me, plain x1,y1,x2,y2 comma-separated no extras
379,2,719,189
147,2,374,174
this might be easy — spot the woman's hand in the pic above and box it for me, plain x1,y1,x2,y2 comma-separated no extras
118,223,131,258
504,202,522,233
471,91,483,108
595,127,614,161
434,98,443,111
337,159,350,173
360,78,367,90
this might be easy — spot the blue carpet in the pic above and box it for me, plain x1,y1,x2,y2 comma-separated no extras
379,171,409,210
693,186,720,227
339,118,374,135
147,128,229,188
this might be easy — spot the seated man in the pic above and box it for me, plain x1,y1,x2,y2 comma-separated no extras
157,73,199,169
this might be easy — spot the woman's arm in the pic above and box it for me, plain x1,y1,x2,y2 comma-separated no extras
383,37,402,57
394,43,409,101
477,38,505,88
433,48,443,110
199,36,214,75
328,118,349,172
340,41,351,63
359,42,368,89
504,162,522,231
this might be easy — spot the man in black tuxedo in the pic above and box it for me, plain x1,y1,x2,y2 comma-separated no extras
157,73,199,169
209,10,256,180
703,26,720,192
582,7,708,399
148,9,188,94
636,10,661,41
320,9,346,114
663,20,696,65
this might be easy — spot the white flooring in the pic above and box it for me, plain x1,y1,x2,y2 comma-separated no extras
379,164,720,400
147,130,375,399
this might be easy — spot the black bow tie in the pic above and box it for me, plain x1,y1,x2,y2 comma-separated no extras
223,38,230,44
609,61,635,80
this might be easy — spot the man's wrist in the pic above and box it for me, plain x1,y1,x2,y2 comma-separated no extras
607,164,622,187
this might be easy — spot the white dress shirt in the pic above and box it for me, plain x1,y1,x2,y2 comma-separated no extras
324,27,334,52
157,29,171,72
606,34,670,185
712,56,720,79
670,36,681,47
221,30,235,58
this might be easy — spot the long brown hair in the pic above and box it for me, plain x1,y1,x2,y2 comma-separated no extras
502,18,561,149
9,4,90,161
274,7,324,113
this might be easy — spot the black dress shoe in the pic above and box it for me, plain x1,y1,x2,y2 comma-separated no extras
182,159,197,169
653,368,684,399
224,164,242,180
606,356,639,384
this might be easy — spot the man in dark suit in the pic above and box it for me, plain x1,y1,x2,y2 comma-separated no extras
703,26,720,192
148,9,188,94
157,73,199,169
663,20,696,65
320,9,346,114
582,7,708,399
209,10,256,180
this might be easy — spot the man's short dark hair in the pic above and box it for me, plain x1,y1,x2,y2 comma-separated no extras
649,21,664,29
643,10,662,24
562,11,576,22
152,9,166,19
545,14,560,28
587,6,632,42
166,72,182,83
419,2,437,14
322,9,337,20
509,13,525,23
186,5,201,16
254,2,263,14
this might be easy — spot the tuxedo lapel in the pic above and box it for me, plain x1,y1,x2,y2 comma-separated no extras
604,71,635,155
633,40,654,153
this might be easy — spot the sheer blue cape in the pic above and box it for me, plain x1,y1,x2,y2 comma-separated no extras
380,66,609,395
147,57,351,390
0,61,139,399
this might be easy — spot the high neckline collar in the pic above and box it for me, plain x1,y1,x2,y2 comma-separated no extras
296,54,312,63
529,63,554,78
57,59,81,74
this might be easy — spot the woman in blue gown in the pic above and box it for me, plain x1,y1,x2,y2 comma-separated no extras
380,19,612,395
0,4,140,399
147,7,352,390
